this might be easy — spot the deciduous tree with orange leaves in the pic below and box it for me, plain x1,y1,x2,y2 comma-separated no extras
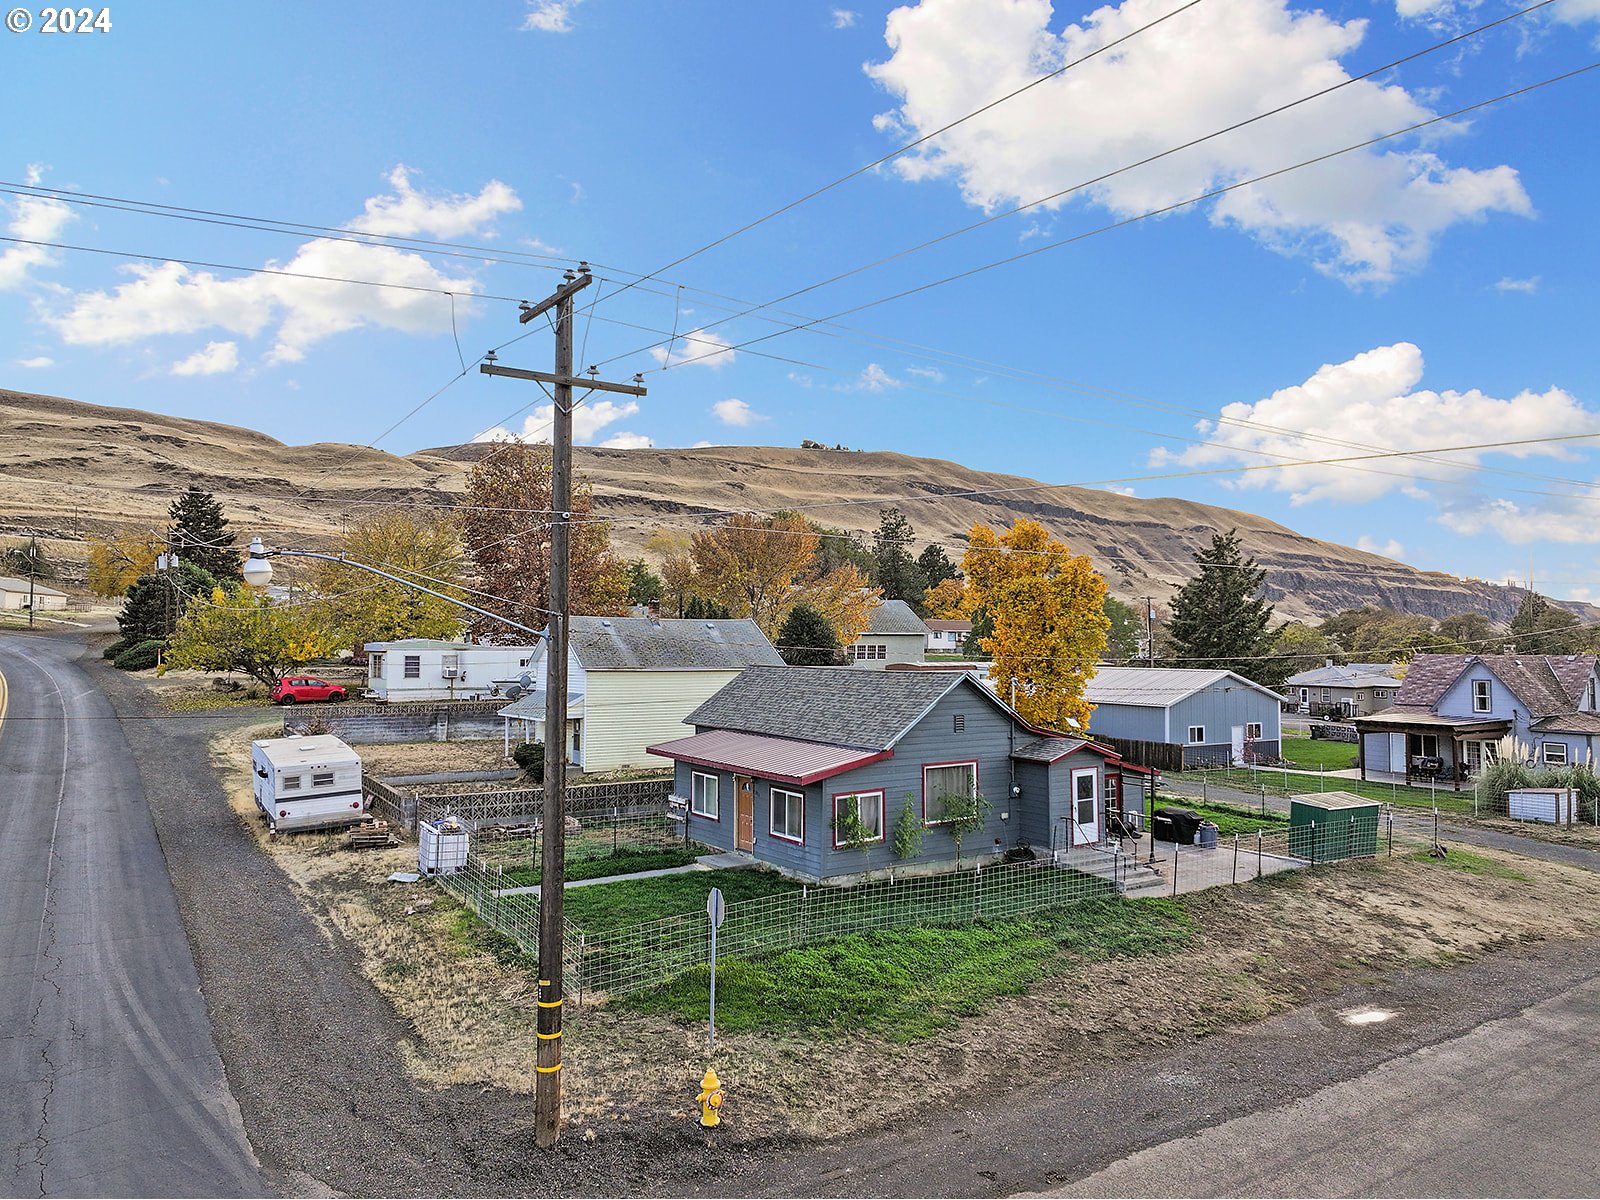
962,518,1108,735
689,513,821,636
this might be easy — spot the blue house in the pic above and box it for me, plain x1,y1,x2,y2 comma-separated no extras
1351,653,1600,787
1085,667,1284,767
646,667,1144,883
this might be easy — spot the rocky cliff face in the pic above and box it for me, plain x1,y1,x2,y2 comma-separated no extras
0,388,1572,624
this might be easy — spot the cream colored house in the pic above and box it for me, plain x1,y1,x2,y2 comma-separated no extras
500,617,784,771
0,575,68,612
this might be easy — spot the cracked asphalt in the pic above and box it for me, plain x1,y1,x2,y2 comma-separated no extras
0,633,263,1197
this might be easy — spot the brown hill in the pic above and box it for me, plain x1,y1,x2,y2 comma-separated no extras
0,387,1559,625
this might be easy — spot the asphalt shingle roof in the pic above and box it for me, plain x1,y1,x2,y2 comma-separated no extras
568,617,783,671
1396,653,1597,718
685,666,977,749
1284,664,1402,689
863,599,931,637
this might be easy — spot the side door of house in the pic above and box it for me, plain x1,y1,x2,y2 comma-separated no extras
735,775,755,851
1230,725,1246,763
1070,768,1099,846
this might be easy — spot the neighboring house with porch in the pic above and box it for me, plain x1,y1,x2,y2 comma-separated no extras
647,666,1147,882
500,616,783,772
925,619,972,654
1085,667,1284,767
1350,653,1600,788
1283,662,1402,718
849,599,930,667
0,575,68,611
363,639,539,702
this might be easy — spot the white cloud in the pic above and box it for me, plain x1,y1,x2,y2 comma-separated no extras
711,398,764,426
865,0,1532,285
348,166,520,238
0,165,75,290
832,8,859,28
523,0,581,32
1436,487,1600,545
1151,342,1598,505
1102,485,1137,496
1398,0,1600,24
599,432,654,449
905,364,946,382
854,363,902,392
13,356,52,368
1495,276,1540,294
473,398,640,446
650,329,737,369
691,440,717,449
46,168,520,363
170,340,239,376
1356,535,1406,558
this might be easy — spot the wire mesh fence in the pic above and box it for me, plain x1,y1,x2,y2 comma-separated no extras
571,858,1120,1000
1144,811,1394,895
471,809,699,879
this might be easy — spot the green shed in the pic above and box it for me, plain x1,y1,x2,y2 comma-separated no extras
1289,792,1381,863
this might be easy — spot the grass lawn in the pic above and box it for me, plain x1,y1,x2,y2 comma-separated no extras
1171,800,1290,837
1199,766,1474,815
501,845,705,888
1404,847,1529,881
622,897,1193,1039
561,867,801,933
1279,737,1358,771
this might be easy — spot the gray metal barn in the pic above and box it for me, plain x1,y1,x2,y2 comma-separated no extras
1086,667,1284,767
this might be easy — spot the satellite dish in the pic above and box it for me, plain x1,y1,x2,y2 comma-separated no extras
503,685,523,701
518,671,536,691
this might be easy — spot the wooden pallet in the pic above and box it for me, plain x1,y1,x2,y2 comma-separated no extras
346,819,397,850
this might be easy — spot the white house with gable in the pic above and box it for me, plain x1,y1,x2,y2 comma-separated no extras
363,639,540,702
499,616,783,771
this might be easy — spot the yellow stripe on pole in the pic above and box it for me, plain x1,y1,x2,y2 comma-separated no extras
537,1031,561,1040
537,999,562,1008
535,1064,562,1073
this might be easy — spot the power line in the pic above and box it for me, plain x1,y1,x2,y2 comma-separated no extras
598,0,1556,372
597,0,1209,309
648,64,1600,374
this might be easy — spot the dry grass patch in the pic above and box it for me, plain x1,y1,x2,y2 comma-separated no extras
211,723,1600,1143
358,740,510,778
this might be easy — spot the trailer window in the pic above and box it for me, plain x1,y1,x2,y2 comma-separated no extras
282,775,302,790
312,772,335,788
403,655,421,679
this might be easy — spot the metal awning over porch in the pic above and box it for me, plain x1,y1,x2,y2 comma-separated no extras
645,729,892,786
1349,710,1510,789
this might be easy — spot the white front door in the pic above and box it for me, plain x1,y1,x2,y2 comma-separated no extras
1070,769,1099,846
1231,725,1246,763
1388,733,1406,773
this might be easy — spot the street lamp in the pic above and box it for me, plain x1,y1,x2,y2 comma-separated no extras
242,537,544,641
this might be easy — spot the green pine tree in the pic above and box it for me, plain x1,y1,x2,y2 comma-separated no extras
117,562,219,645
776,602,842,665
623,558,663,606
168,486,241,583
1510,591,1582,655
872,508,928,608
1103,596,1142,663
916,543,958,589
1168,530,1284,687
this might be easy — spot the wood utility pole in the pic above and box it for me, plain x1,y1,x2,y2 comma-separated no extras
1143,596,1155,667
480,264,645,1149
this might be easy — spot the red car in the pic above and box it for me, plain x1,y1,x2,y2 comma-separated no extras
272,676,348,705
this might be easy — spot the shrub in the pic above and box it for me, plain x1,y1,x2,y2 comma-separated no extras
892,795,924,860
1474,759,1535,816
512,741,546,779
102,639,130,660
113,639,164,672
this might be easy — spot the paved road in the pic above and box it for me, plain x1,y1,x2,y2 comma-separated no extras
0,634,263,1198
1045,973,1600,1198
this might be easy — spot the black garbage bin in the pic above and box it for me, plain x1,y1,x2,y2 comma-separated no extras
1153,805,1202,845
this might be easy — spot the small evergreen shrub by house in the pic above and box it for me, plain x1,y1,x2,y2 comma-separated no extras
102,639,130,660
113,639,164,672
512,741,546,779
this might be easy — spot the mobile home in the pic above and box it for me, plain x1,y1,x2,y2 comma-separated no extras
250,735,367,832
363,639,540,702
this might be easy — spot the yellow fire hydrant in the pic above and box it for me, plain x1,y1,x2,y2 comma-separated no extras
697,1068,725,1128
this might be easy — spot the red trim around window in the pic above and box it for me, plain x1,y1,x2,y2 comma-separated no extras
829,789,887,849
769,786,805,845
921,759,979,825
689,770,721,823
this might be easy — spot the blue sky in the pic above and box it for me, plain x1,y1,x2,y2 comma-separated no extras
3,0,1599,598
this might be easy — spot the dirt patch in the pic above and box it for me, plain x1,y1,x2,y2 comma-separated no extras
1467,813,1600,850
358,740,509,777
208,725,1600,1146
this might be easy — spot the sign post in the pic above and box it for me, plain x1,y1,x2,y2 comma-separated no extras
706,886,726,1054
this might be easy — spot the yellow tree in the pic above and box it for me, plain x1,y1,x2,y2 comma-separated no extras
781,563,879,645
308,509,467,651
922,576,971,620
86,530,161,597
166,587,338,686
646,530,696,616
963,519,1108,734
689,513,820,635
